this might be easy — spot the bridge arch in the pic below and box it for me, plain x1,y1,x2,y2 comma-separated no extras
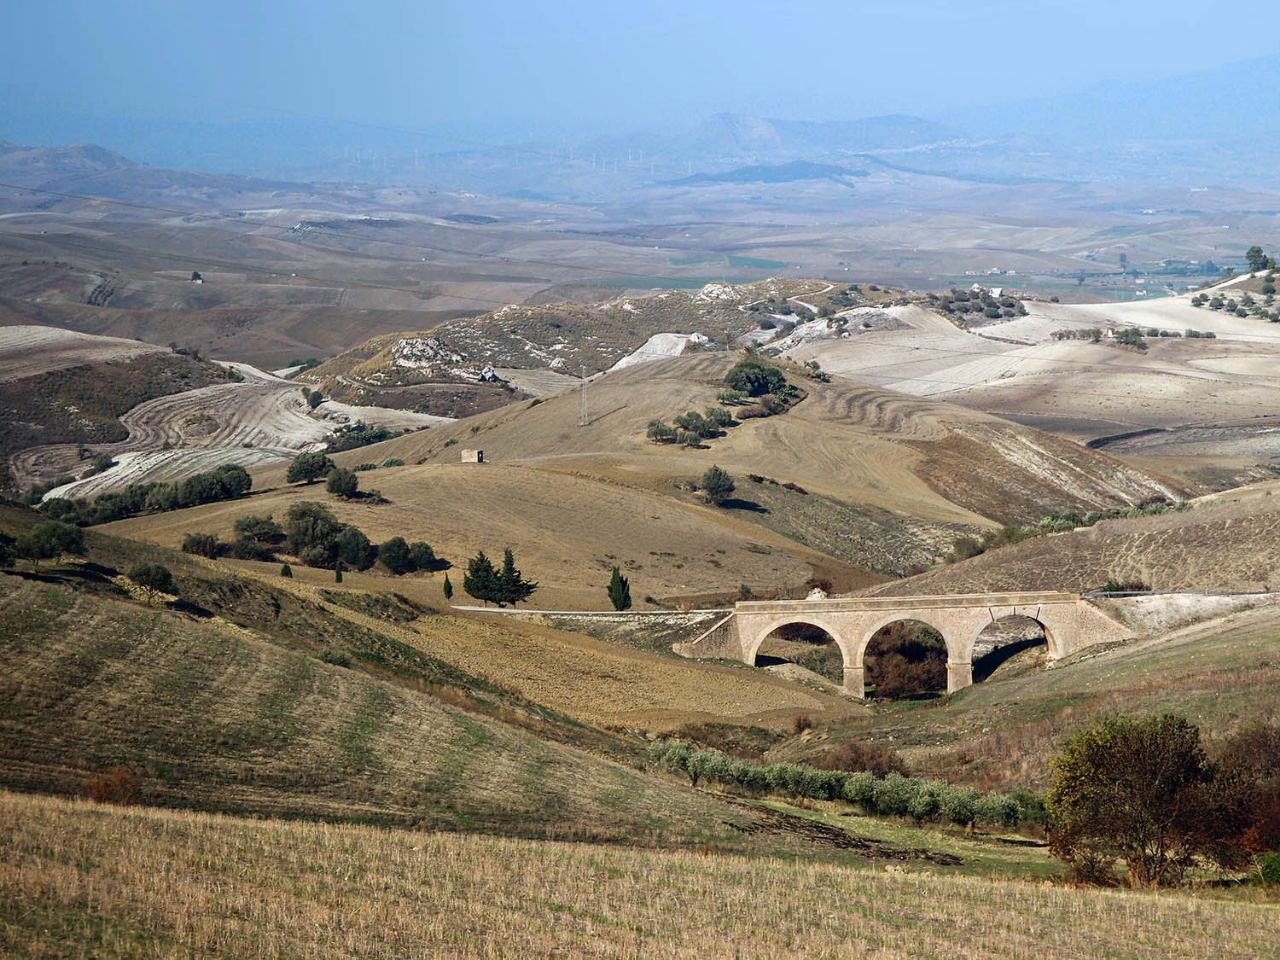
969,614,1054,683
856,614,954,700
853,612,959,667
743,616,851,672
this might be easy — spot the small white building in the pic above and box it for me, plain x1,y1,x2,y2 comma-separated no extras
460,449,484,463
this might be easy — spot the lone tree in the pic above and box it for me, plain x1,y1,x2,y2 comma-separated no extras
443,573,453,600
1046,713,1249,887
306,390,325,410
286,451,334,485
127,563,175,605
1246,245,1270,273
607,565,631,611
280,563,293,578
497,548,537,606
463,551,500,605
700,465,735,506
326,467,359,499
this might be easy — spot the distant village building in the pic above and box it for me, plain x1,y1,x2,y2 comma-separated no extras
461,448,484,463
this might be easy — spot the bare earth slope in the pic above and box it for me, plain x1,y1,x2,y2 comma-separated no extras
869,483,1280,596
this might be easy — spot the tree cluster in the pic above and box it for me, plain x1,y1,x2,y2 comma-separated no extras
462,548,537,606
647,406,735,447
40,464,251,527
10,520,85,566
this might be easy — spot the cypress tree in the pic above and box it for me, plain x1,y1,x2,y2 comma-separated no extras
280,563,293,578
497,547,537,607
607,565,631,611
463,551,499,604
443,573,454,600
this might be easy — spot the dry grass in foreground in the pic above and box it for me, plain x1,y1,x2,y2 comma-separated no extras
3,791,1276,960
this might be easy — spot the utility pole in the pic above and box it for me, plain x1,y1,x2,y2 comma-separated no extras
579,364,589,426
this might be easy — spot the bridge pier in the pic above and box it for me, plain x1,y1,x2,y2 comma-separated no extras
946,661,973,694
842,666,865,699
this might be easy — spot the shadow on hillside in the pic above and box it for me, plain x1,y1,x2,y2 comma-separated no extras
721,498,768,513
972,637,1046,683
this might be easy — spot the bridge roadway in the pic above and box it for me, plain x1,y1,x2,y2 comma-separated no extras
676,591,1133,697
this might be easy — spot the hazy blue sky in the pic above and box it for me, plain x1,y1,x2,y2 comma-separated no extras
5,1,1276,140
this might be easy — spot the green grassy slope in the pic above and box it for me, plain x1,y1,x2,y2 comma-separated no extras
778,599,1280,790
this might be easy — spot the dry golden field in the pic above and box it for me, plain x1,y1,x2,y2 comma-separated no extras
3,790,1277,960
99,461,855,608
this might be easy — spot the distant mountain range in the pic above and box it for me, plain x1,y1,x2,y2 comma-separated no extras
2,54,1278,196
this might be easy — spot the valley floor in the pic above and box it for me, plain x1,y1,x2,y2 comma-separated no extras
3,791,1276,960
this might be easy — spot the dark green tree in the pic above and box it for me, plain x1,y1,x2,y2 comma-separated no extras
285,502,344,566
379,536,412,575
607,565,631,611
443,573,453,600
181,532,221,558
700,465,735,506
233,514,282,544
724,359,786,397
497,547,537,607
1246,245,1269,273
326,467,359,499
463,551,499,604
335,526,375,570
15,520,85,567
334,563,344,583
127,563,175,605
286,451,335,485
408,541,437,571
280,563,293,578
307,390,325,410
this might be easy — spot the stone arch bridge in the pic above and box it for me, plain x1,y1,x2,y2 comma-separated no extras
676,592,1132,697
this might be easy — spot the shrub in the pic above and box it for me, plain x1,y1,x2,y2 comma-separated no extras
224,539,277,561
335,527,375,570
280,563,293,578
326,467,360,499
842,771,877,808
181,532,221,559
812,740,909,777
408,541,438,571
872,773,916,817
86,767,141,805
940,786,980,827
700,465,735,506
233,514,283,544
379,536,413,575
320,649,352,668
127,563,175,604
1259,853,1280,885
382,457,405,467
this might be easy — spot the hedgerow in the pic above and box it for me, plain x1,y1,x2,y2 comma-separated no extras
647,738,1031,828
